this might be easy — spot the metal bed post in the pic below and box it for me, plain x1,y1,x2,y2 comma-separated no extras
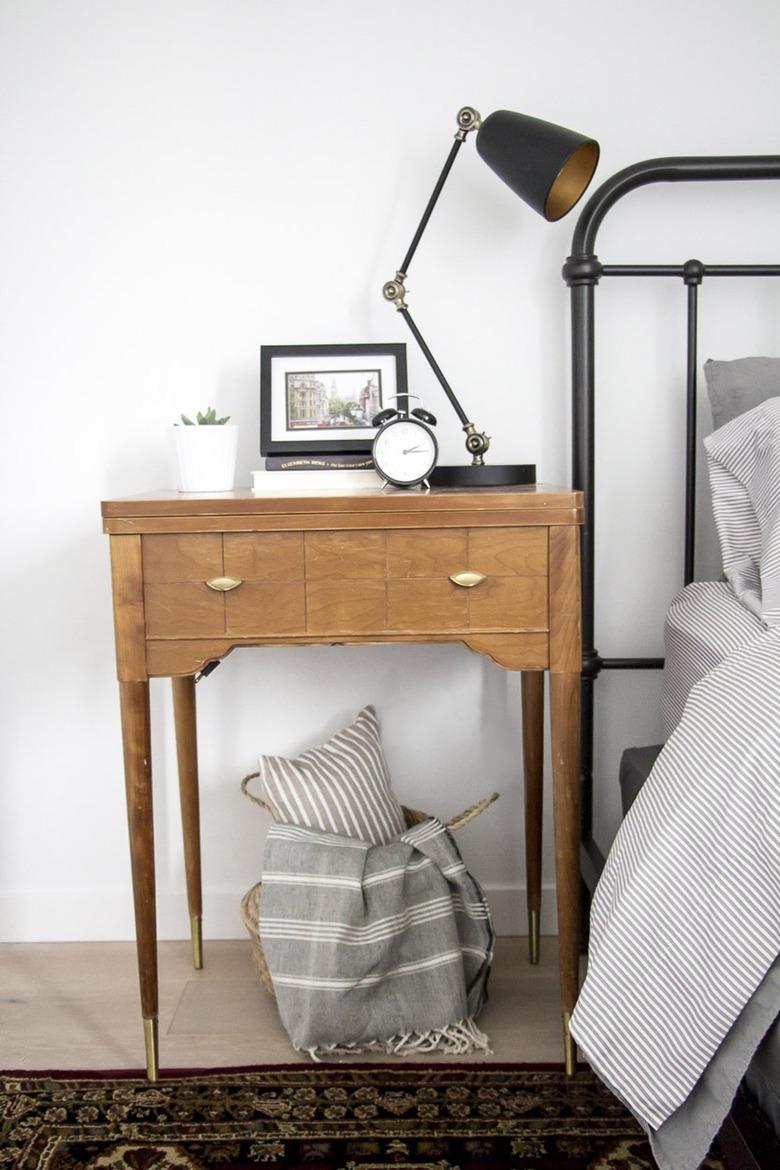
683,260,704,586
563,155,780,883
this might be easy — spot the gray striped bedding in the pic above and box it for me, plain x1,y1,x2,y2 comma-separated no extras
571,622,780,1135
572,397,780,1165
661,580,763,737
705,396,780,627
258,817,494,1057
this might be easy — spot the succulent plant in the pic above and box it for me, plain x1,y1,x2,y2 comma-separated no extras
179,406,231,425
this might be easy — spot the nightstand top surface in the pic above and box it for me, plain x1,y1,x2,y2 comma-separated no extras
102,484,583,520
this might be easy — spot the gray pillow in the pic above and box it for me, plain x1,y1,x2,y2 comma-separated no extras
258,705,407,844
704,397,780,627
704,356,780,430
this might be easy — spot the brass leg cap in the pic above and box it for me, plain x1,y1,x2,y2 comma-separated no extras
143,1017,159,1082
563,1012,577,1076
528,909,540,965
190,915,203,971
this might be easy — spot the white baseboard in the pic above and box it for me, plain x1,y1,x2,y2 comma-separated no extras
485,884,558,936
0,884,558,943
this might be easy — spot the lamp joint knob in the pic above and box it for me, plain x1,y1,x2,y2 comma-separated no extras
464,422,490,463
382,271,408,309
455,106,482,140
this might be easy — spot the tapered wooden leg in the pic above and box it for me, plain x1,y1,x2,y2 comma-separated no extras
118,679,159,1081
172,675,203,970
549,670,581,1076
521,670,544,964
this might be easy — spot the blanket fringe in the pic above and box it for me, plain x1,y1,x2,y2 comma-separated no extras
302,1016,492,1062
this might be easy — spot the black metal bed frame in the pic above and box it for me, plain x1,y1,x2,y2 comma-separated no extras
563,154,780,888
564,154,780,1169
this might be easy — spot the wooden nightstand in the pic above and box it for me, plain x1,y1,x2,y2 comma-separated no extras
102,484,583,1078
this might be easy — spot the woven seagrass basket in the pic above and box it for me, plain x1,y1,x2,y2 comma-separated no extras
239,771,499,997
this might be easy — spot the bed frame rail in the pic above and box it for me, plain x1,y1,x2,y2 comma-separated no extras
564,154,780,874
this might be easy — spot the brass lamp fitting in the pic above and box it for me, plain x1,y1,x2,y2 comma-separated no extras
455,106,482,141
464,422,490,465
382,271,408,310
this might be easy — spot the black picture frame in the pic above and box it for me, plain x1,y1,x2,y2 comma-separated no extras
260,343,408,455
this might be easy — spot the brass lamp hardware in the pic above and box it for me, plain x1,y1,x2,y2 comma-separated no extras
379,103,598,486
449,570,486,588
205,576,243,592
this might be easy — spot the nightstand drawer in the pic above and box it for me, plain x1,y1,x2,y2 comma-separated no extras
305,531,385,579
468,576,547,630
142,526,548,640
145,582,226,638
386,526,548,634
387,579,467,632
307,579,387,634
224,533,305,635
386,567,547,633
143,535,226,637
143,534,223,582
224,533,304,581
142,533,306,638
226,582,306,636
387,529,467,578
468,528,548,577
385,528,547,579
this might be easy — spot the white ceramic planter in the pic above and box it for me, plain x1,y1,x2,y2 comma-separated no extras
171,424,239,492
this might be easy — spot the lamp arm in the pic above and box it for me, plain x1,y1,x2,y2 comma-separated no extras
399,137,465,276
397,305,470,428
382,107,490,466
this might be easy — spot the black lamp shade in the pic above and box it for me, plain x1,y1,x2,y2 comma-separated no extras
476,110,599,221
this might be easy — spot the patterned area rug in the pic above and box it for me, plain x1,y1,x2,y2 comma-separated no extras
1,1064,724,1170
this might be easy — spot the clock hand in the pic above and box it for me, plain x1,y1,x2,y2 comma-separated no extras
403,446,425,454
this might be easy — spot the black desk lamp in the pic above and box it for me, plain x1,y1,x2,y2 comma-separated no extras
383,106,599,487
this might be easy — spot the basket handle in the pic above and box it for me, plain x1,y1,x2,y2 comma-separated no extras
241,771,274,815
447,791,499,831
241,770,498,832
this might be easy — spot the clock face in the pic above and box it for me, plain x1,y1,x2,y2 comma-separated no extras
372,418,438,487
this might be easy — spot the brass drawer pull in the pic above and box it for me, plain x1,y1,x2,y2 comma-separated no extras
205,576,243,592
449,570,486,588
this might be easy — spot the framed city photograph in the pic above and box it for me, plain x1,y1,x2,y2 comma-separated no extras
260,343,408,455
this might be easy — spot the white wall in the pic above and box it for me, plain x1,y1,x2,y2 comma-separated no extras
2,0,780,942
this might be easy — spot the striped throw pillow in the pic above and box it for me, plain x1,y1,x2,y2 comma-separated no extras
257,706,407,845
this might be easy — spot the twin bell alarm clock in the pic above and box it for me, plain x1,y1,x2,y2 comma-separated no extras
371,396,438,488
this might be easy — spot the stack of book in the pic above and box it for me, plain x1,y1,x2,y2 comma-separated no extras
251,452,383,494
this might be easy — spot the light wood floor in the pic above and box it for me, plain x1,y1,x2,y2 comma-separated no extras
0,937,571,1071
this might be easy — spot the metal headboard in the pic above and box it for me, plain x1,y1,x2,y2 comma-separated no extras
564,155,780,885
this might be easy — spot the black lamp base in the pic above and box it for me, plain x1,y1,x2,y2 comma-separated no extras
430,463,536,488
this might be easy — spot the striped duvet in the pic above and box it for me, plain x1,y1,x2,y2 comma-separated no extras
571,622,780,1132
661,580,763,736
572,398,780,1154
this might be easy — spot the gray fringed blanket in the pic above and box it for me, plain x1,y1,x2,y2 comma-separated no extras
258,817,494,1057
